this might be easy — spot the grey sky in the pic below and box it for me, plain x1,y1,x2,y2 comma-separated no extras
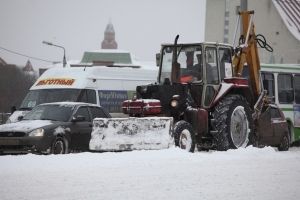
0,0,206,68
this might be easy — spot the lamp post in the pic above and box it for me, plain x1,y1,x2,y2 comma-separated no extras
42,41,67,67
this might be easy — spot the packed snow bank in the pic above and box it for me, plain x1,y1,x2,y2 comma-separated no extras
0,146,300,200
90,117,173,151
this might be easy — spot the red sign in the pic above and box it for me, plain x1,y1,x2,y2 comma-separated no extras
36,78,75,86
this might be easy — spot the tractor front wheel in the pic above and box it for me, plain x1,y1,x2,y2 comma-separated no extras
173,120,195,152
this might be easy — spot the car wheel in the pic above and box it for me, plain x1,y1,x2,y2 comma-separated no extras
278,134,290,151
51,137,68,154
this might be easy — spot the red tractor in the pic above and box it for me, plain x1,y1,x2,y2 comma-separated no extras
122,11,290,151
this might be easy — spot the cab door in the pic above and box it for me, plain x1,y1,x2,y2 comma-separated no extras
70,106,93,151
203,46,220,107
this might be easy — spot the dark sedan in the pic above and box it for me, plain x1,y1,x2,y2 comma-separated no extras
0,102,111,154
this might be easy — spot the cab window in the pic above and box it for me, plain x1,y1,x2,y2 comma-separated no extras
219,48,232,80
205,47,219,84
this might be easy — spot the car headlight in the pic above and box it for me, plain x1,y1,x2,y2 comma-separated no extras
28,128,45,137
170,99,179,108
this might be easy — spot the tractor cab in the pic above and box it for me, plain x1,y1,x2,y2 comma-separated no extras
155,43,233,109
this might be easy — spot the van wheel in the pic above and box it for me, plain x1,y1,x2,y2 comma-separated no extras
278,134,290,151
51,137,68,154
173,120,195,152
212,95,253,151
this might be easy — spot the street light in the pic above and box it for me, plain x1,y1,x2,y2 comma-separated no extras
42,41,67,67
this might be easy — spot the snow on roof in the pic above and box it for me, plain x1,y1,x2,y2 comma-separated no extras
273,0,300,41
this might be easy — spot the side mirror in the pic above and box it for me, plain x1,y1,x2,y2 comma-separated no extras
11,106,16,114
17,115,24,121
72,115,85,122
156,53,161,67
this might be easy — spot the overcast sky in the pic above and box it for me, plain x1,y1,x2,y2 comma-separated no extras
0,0,206,69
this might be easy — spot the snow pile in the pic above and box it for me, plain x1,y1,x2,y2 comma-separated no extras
0,146,300,200
89,117,173,151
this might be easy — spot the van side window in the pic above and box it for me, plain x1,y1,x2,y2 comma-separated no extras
78,90,96,104
87,90,96,104
278,74,294,104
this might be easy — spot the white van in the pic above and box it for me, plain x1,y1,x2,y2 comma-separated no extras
8,65,157,123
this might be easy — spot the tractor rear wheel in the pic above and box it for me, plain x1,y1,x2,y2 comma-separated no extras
173,120,195,152
212,95,253,151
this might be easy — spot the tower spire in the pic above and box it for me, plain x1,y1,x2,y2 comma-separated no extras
101,20,118,49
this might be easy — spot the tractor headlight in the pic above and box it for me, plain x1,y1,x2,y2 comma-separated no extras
28,128,45,137
170,99,179,108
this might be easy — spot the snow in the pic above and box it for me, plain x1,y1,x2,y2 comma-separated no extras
0,120,52,132
0,146,299,200
90,117,173,151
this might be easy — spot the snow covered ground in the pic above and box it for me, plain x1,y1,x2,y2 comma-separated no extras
1,146,300,200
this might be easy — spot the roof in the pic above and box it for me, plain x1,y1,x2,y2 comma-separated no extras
273,0,300,41
80,50,132,64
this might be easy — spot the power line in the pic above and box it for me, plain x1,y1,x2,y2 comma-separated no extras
0,45,57,63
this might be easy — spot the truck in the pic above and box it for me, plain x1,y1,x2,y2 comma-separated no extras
7,58,157,123
90,10,290,152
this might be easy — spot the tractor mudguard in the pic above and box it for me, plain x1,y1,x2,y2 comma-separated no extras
211,81,252,108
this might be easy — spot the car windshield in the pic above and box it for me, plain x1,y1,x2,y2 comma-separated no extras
20,89,81,109
159,45,202,83
23,104,75,122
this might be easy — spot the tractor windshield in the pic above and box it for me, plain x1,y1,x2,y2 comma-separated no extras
159,45,202,84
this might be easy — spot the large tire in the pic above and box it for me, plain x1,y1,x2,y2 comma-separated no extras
278,134,290,151
51,137,68,154
212,95,253,151
173,120,195,152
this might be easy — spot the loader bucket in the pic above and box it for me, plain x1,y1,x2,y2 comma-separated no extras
89,117,174,151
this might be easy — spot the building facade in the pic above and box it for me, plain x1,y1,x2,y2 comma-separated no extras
205,0,300,64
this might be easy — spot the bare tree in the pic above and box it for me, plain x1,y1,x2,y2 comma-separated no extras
0,64,37,113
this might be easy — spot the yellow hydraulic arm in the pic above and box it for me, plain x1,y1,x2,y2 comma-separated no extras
232,10,261,98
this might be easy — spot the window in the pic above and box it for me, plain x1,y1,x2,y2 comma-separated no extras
74,107,91,122
261,72,275,103
219,48,232,80
90,107,108,119
278,74,294,104
205,47,219,84
294,75,300,104
270,107,281,119
78,89,96,104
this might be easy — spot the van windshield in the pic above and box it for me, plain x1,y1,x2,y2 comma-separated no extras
20,89,81,110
